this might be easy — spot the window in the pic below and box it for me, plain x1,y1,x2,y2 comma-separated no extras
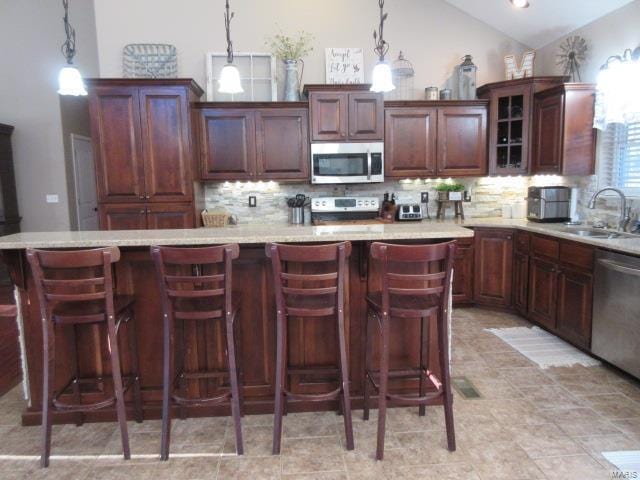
206,52,277,101
598,121,640,196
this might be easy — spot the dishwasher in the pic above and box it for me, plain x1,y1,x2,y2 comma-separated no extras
592,249,640,379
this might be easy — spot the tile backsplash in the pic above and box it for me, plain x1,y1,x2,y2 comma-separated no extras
204,176,638,226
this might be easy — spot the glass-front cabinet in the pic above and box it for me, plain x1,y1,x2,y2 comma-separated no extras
478,77,566,176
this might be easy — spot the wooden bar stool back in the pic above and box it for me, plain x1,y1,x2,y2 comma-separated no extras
363,241,456,460
265,241,355,454
26,247,143,468
151,244,243,460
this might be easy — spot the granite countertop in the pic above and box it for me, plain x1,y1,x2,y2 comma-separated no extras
0,222,473,249
0,218,639,256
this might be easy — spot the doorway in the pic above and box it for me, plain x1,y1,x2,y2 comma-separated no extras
71,134,98,230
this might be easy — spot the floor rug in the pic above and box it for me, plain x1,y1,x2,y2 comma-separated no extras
484,326,601,369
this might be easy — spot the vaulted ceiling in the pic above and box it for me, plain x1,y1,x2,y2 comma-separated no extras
443,0,636,48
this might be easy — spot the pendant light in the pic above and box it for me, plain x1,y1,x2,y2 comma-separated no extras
370,0,395,93
218,0,243,94
57,0,87,96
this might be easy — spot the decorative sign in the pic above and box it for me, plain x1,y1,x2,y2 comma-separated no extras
449,192,463,201
504,51,535,80
325,48,364,84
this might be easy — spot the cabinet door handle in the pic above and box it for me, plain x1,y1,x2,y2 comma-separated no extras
145,195,150,199
139,195,144,200
506,236,512,240
139,210,145,214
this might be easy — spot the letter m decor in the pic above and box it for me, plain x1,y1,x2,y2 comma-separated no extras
504,51,535,80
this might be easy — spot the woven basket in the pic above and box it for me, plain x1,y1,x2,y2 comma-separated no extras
201,210,229,228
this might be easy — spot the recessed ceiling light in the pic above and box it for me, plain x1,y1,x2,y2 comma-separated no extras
510,0,530,8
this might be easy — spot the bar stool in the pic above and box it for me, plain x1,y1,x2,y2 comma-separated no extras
266,242,354,455
363,241,456,460
151,244,243,460
26,247,143,468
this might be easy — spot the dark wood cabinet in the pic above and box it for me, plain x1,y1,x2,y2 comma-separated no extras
513,251,529,315
88,79,204,230
452,237,474,305
477,76,566,175
531,84,596,175
99,203,194,230
556,268,593,349
384,101,488,178
384,108,437,177
255,109,309,179
528,256,558,330
348,92,384,141
89,85,145,203
473,228,513,308
139,87,193,202
306,85,383,142
0,124,20,235
198,108,256,180
99,204,148,230
437,106,487,176
195,103,309,181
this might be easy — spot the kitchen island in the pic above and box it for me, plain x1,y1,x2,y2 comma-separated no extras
0,222,473,425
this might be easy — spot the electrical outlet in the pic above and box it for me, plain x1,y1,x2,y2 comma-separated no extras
248,196,257,207
421,192,429,203
463,190,472,202
46,194,59,204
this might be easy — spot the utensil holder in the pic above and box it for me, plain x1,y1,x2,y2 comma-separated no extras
289,207,305,225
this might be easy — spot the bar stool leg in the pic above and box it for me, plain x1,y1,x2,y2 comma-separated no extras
40,322,55,468
418,316,427,417
437,309,456,451
272,313,286,455
69,324,84,427
226,314,244,455
160,313,173,461
126,311,144,423
337,311,354,450
362,308,371,421
376,314,390,461
234,313,245,418
107,317,131,460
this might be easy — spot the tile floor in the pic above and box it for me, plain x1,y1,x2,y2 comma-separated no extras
1,307,639,479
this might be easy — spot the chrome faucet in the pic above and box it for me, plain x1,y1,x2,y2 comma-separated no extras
587,187,630,232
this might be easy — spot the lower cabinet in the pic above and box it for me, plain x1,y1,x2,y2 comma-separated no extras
513,251,529,315
99,203,194,230
528,256,558,330
452,238,474,305
473,229,513,308
556,267,593,349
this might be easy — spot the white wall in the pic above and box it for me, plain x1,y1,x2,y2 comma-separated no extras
93,0,529,99
0,0,99,231
535,0,640,82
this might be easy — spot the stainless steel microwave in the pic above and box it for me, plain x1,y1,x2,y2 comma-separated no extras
311,142,384,184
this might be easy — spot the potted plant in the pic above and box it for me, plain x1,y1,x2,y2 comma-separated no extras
265,30,314,101
435,183,465,201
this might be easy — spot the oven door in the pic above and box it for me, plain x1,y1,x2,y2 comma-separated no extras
311,142,384,184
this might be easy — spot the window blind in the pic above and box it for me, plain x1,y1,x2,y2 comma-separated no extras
598,121,640,195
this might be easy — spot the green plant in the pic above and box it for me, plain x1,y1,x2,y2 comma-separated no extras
435,183,465,192
265,30,314,61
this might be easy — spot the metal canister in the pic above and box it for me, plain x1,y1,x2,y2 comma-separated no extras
425,87,438,100
440,88,452,100
289,207,304,225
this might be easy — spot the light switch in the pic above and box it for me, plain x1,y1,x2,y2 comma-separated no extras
248,196,257,207
46,194,59,204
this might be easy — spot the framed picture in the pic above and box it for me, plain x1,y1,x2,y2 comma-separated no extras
325,48,364,84
206,52,277,101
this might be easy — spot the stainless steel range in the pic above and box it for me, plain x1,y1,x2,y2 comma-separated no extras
310,196,380,223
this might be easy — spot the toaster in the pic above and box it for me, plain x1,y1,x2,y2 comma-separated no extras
396,204,423,221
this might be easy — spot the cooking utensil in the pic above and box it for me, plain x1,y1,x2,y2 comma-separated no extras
295,194,306,207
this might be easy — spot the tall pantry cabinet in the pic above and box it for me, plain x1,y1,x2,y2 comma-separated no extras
87,79,204,230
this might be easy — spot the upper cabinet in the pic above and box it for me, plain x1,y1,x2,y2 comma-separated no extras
195,103,309,181
477,76,566,175
531,84,596,176
384,101,488,178
305,85,384,142
88,79,203,203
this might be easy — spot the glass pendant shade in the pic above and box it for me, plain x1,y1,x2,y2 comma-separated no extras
370,61,395,93
57,65,87,96
218,64,244,94
594,51,640,130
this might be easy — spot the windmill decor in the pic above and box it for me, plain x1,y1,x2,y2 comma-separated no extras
557,36,587,82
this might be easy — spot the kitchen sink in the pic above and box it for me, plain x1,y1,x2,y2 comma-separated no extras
560,228,637,239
